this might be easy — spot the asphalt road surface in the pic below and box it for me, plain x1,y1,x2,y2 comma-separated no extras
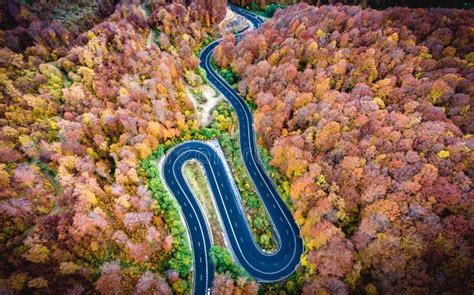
162,5,303,295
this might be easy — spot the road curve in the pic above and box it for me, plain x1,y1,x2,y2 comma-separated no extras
162,5,303,295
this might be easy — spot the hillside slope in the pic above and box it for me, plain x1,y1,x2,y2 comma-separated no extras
215,3,473,293
0,0,227,293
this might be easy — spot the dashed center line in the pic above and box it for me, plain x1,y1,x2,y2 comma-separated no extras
160,7,303,294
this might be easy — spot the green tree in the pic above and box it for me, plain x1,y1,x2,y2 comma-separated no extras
210,246,247,279
264,4,286,17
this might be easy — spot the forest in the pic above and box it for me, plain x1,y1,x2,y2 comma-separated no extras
0,0,473,294
214,3,473,294
232,0,472,10
0,0,228,293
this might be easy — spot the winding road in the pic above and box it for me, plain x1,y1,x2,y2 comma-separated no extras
162,5,303,294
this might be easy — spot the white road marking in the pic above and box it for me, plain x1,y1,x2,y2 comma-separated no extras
205,49,301,263
161,11,304,289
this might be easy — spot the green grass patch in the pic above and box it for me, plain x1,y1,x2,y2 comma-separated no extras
183,161,225,246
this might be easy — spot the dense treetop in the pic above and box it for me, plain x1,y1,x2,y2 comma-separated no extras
0,0,227,293
215,3,473,293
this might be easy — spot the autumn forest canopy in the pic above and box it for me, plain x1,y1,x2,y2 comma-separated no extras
0,0,472,294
